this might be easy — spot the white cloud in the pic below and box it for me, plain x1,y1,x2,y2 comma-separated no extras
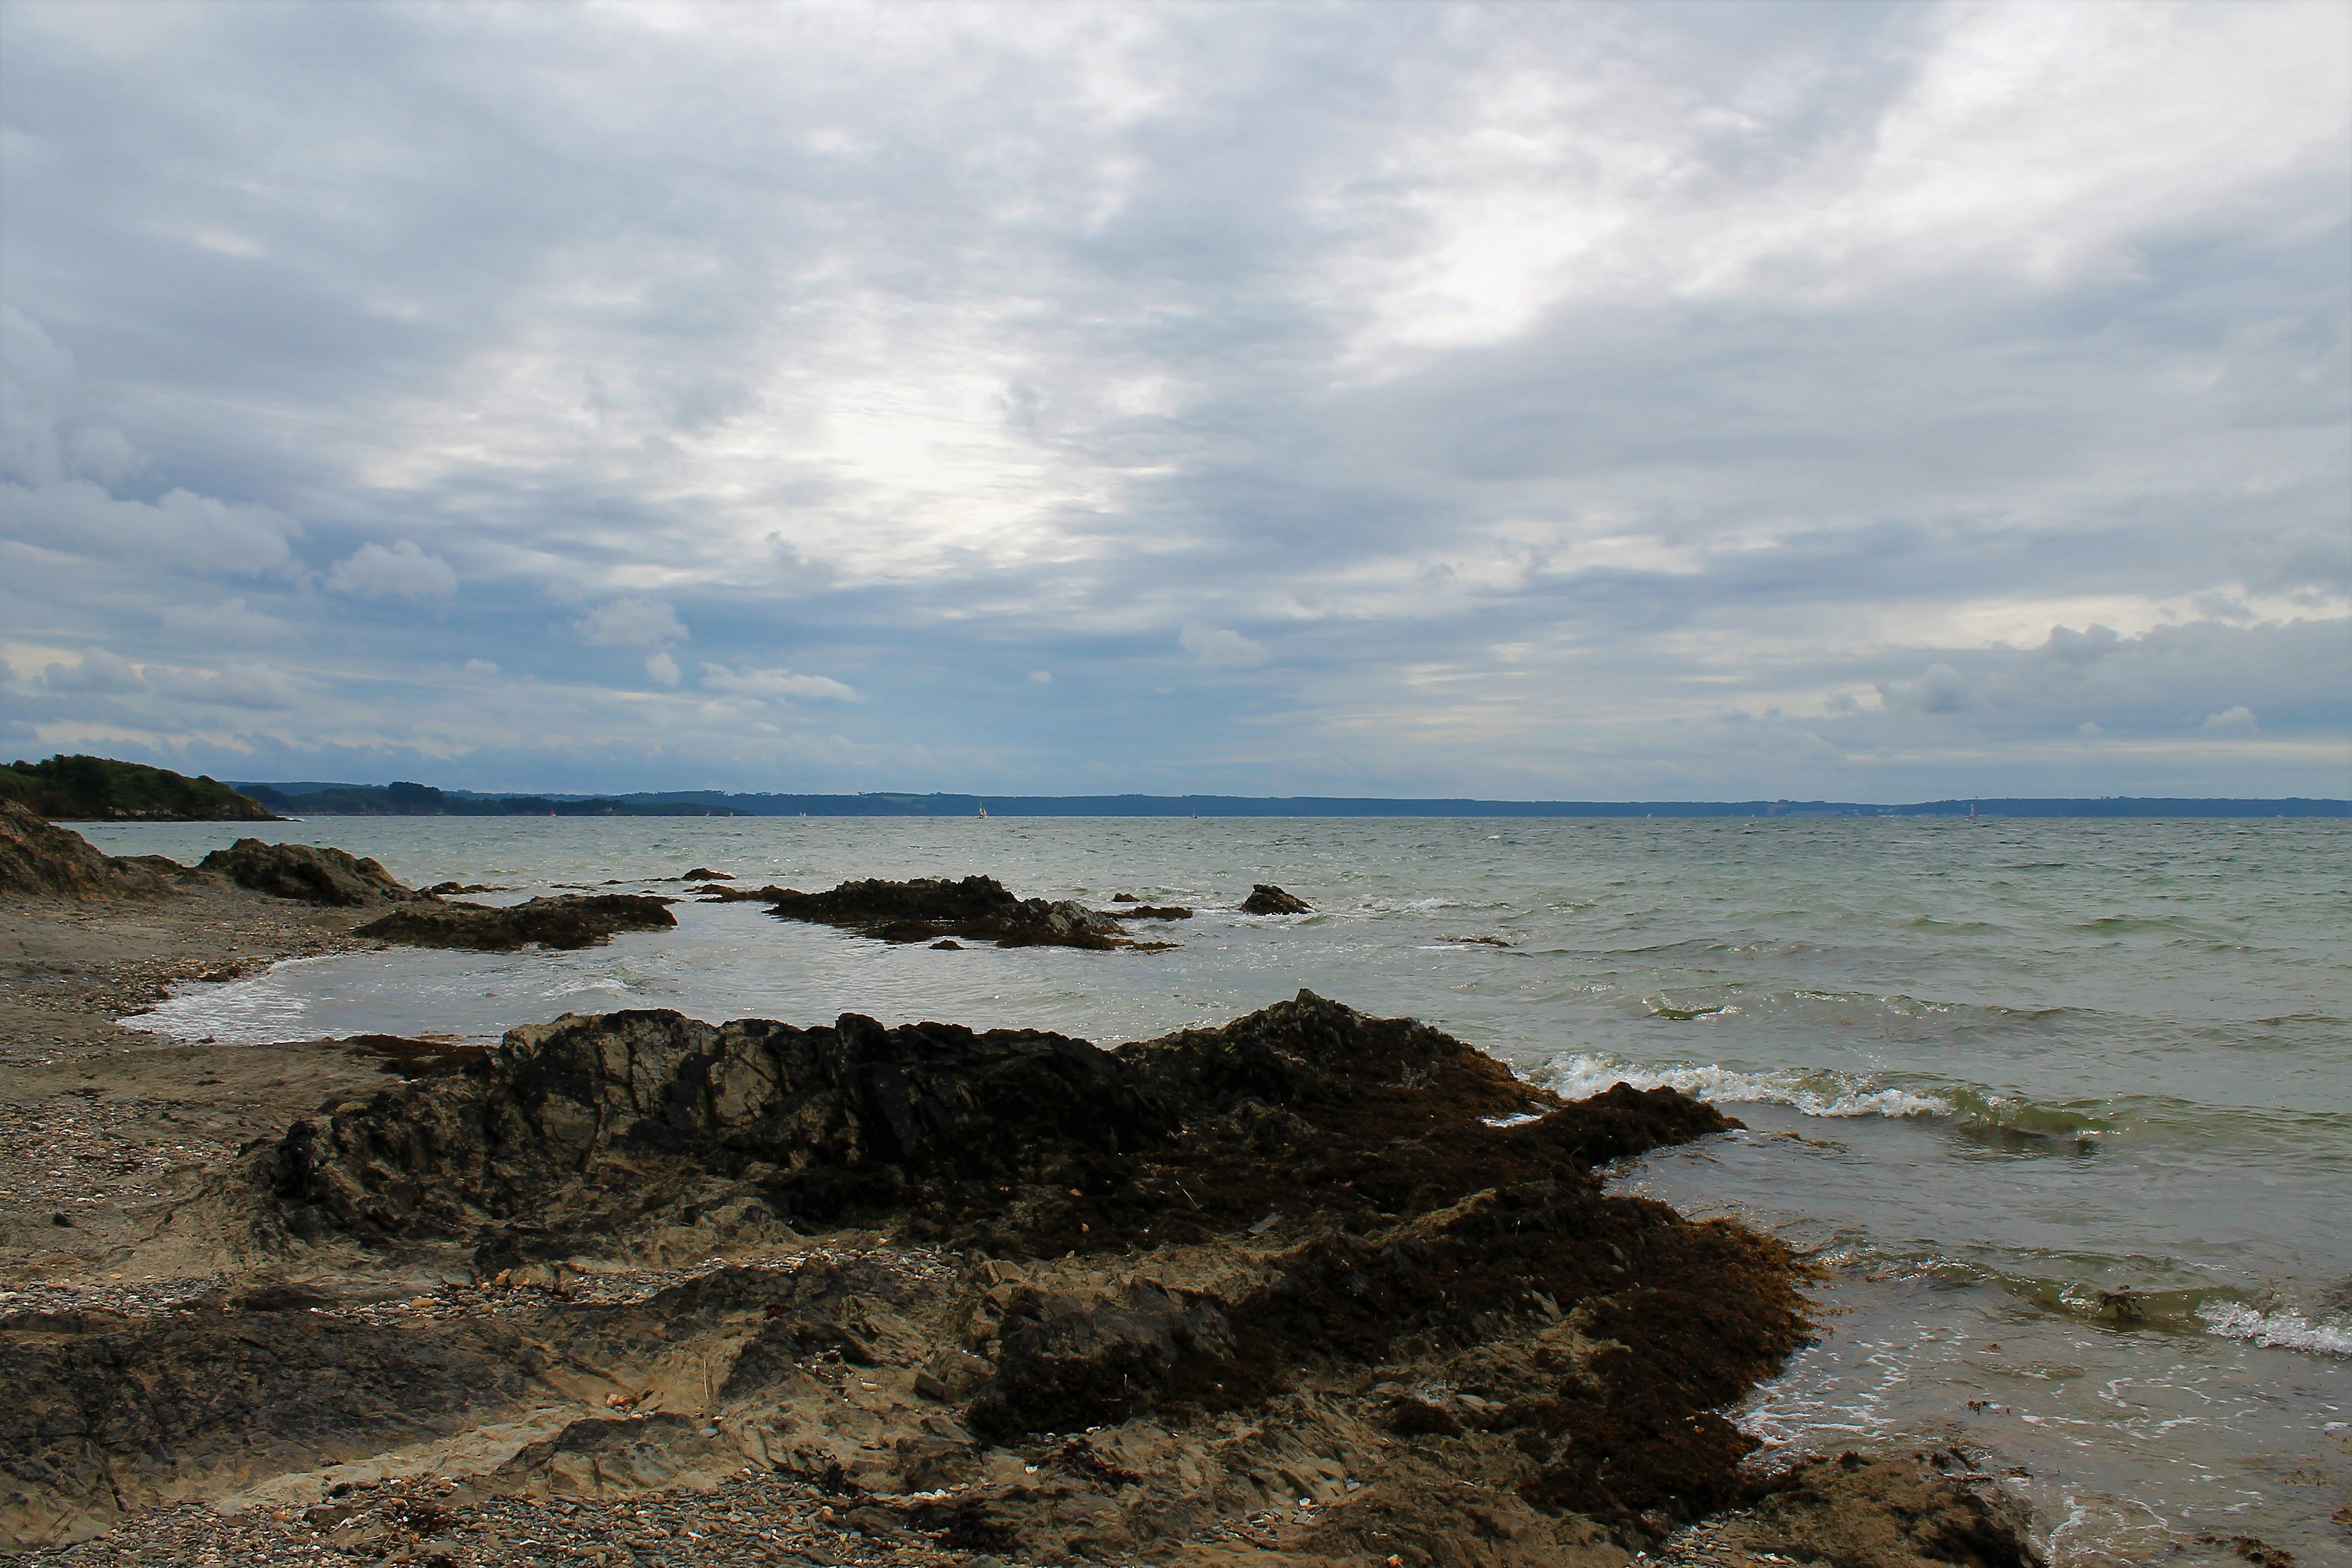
42,646,144,694
2202,705,2258,733
327,540,458,599
699,663,859,702
464,657,499,674
1180,623,1269,669
645,650,680,686
577,597,687,647
1028,669,1054,684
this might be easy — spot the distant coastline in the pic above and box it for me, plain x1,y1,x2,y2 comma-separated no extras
235,780,2349,819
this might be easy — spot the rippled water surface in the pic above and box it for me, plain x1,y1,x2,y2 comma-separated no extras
84,815,2352,1564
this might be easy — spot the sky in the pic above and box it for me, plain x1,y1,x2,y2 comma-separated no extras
2,1,2347,801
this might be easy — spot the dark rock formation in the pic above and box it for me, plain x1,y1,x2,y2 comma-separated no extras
1240,883,1312,914
262,993,1811,1548
197,839,421,906
764,875,1170,950
352,894,677,951
0,799,168,899
681,868,731,880
1103,903,1193,921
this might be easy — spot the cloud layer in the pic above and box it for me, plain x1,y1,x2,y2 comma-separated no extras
3,2,2345,797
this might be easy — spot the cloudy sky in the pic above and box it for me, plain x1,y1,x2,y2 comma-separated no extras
3,1,2346,800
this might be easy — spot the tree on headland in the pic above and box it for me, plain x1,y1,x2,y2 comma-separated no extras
0,755,278,821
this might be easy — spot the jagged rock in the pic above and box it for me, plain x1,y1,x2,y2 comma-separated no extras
197,838,421,906
1240,883,1311,914
764,875,1169,950
1103,903,1193,921
680,867,731,880
0,799,168,899
351,894,676,951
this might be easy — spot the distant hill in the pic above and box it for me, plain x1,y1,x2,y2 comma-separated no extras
228,781,2349,820
237,781,744,818
3,755,278,821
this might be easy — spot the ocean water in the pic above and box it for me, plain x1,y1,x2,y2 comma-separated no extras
81,815,2352,1565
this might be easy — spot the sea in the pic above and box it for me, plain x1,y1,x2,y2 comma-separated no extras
77,814,2352,1566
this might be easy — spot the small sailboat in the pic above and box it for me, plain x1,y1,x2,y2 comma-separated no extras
977,801,988,819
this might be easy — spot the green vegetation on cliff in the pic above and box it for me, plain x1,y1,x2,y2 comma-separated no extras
0,755,278,821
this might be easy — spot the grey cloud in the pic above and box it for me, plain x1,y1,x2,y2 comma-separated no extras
327,540,456,599
0,2,2342,797
160,597,288,644
42,646,144,694
141,661,303,710
577,598,685,647
1180,623,1270,669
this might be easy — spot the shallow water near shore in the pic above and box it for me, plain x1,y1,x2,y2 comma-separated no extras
86,814,2352,1564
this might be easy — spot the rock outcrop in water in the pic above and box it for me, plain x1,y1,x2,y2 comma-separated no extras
197,839,423,906
352,893,678,951
763,875,1171,950
1240,883,1312,914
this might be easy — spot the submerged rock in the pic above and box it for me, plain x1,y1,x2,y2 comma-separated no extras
763,874,1168,950
352,893,676,951
1239,882,1312,914
0,799,168,900
197,838,421,906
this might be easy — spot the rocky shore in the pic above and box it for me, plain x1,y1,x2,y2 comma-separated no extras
0,813,2046,1566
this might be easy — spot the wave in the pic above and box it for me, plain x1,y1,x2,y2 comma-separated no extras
2198,1302,2352,1357
1543,1052,2120,1136
1544,1054,1953,1120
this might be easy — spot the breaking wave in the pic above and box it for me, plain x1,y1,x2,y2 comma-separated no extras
2198,1302,2352,1357
1544,1054,1954,1120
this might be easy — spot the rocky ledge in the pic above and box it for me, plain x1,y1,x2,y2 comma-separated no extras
758,875,1176,951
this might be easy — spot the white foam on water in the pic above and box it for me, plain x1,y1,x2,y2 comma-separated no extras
1545,1054,1953,1120
126,972,312,1044
2197,1301,2352,1357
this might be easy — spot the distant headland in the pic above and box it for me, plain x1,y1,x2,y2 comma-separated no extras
8,756,2342,822
236,779,2345,820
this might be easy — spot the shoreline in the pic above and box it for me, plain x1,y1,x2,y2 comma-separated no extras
0,820,2048,1566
